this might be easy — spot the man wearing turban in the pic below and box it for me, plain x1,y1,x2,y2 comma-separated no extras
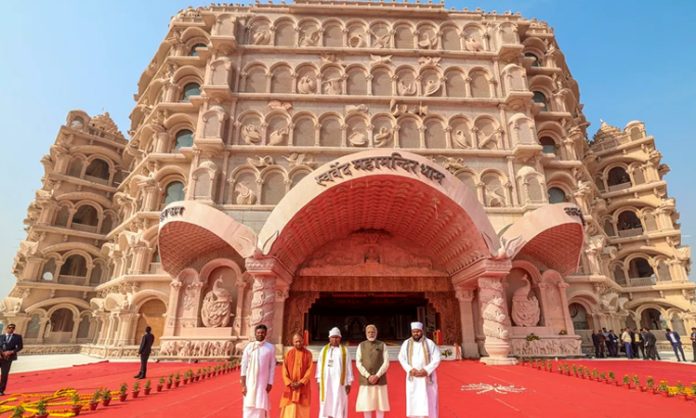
397,322,441,418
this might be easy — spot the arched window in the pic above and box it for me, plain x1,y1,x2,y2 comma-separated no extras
77,315,92,339
72,205,98,227
525,52,541,67
175,130,194,150
532,91,548,111
641,308,663,330
181,83,201,102
50,309,75,333
84,159,110,181
55,206,71,227
607,167,631,189
539,137,556,154
628,257,654,278
547,187,566,203
41,259,56,281
569,303,590,330
101,213,114,234
25,314,41,339
89,263,103,285
189,43,207,56
163,181,185,207
617,211,643,235
60,255,87,277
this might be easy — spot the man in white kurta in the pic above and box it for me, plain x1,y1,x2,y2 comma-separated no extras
355,324,390,418
241,324,276,418
316,327,354,418
398,322,441,418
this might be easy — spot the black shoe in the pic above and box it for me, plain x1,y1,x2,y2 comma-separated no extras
134,374,142,379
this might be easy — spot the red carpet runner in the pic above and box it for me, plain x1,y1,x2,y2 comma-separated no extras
4,360,696,417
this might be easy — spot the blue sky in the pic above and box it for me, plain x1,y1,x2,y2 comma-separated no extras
1,1,694,297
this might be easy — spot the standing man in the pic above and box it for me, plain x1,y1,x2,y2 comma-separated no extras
591,330,603,358
641,328,659,360
317,327,353,418
356,324,390,418
0,324,23,395
280,333,313,418
620,328,633,359
665,328,687,362
241,324,276,418
398,322,441,418
134,326,155,379
690,327,696,362
633,328,645,359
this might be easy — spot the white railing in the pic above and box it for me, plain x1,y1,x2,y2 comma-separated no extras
629,277,656,287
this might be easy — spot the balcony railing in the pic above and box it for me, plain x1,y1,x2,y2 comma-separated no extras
607,182,632,192
149,263,164,274
628,276,656,287
57,275,89,286
617,227,644,238
71,223,99,233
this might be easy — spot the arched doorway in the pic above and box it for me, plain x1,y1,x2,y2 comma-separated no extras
134,299,167,345
47,308,75,344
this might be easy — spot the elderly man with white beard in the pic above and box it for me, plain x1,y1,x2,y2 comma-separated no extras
240,324,276,418
317,327,353,418
355,324,390,418
398,322,441,418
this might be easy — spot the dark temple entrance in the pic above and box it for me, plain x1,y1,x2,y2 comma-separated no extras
307,292,437,344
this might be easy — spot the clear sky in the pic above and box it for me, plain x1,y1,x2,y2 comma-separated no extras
1,1,694,298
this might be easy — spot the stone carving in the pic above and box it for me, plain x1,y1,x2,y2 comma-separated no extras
453,129,470,148
348,128,368,147
511,338,582,357
267,101,293,112
417,31,438,49
370,29,392,48
284,153,317,168
241,124,262,144
390,99,428,117
159,339,235,358
418,56,442,67
235,182,257,205
397,80,417,96
200,277,233,328
423,78,442,96
250,276,276,337
373,127,393,147
320,54,342,64
464,36,483,52
297,75,317,94
510,276,540,327
346,104,369,113
482,296,510,340
370,54,392,66
348,30,368,48
250,26,271,45
247,155,274,169
299,27,320,46
323,78,343,95
269,126,290,145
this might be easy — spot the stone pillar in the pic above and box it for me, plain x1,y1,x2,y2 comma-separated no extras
233,279,247,336
37,318,49,344
557,282,574,334
455,287,479,358
115,312,138,346
478,275,516,365
164,278,183,335
249,274,276,336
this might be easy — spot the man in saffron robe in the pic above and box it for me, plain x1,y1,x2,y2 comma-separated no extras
398,321,441,418
356,324,390,418
241,324,276,418
316,327,353,418
280,333,313,418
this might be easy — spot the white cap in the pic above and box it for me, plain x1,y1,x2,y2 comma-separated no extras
411,322,423,330
329,327,342,338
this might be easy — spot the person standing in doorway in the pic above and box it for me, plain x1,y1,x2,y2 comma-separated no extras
0,324,22,395
134,326,155,379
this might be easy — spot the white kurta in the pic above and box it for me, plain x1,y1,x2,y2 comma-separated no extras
355,341,390,412
398,338,441,418
316,345,354,418
241,341,276,418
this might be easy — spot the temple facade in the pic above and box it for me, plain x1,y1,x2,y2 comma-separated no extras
3,0,694,363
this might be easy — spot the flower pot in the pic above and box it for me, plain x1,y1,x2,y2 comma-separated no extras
640,387,647,392
144,387,151,395
103,398,111,406
132,390,140,398
89,402,98,411
72,404,82,416
174,381,180,388
183,378,189,385
166,383,172,389
119,393,128,402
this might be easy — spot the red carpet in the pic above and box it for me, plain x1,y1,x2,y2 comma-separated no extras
3,360,696,417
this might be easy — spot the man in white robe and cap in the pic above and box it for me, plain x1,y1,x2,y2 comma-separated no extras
398,321,441,418
241,324,276,418
317,327,353,418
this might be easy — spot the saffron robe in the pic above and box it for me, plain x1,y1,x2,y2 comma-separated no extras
316,344,354,418
397,337,441,418
241,341,276,418
355,340,390,412
280,347,313,418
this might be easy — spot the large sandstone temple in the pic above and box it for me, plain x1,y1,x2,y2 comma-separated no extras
3,0,694,363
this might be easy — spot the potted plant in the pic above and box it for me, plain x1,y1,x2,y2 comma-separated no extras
608,371,616,385
646,376,655,393
184,369,193,384
35,399,48,418
71,391,83,416
10,406,24,418
89,390,100,411
632,375,640,390
675,382,687,400
132,381,141,398
599,372,606,382
157,377,165,392
195,369,201,382
658,380,669,397
174,372,181,388
144,379,152,395
591,369,599,381
622,375,631,388
102,388,112,406
119,383,128,402
691,382,696,400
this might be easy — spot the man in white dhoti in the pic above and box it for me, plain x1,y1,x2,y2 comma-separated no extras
317,327,353,418
398,322,441,418
241,324,276,418
356,324,390,418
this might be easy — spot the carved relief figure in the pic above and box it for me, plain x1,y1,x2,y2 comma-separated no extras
482,296,510,340
370,29,392,48
241,124,262,144
201,277,233,328
453,130,470,148
297,75,317,94
423,79,442,96
348,30,368,48
269,126,289,145
397,80,416,96
250,25,271,45
235,182,257,205
417,31,438,49
323,78,343,95
374,127,392,147
464,36,483,52
299,27,320,46
510,275,541,327
348,128,368,147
